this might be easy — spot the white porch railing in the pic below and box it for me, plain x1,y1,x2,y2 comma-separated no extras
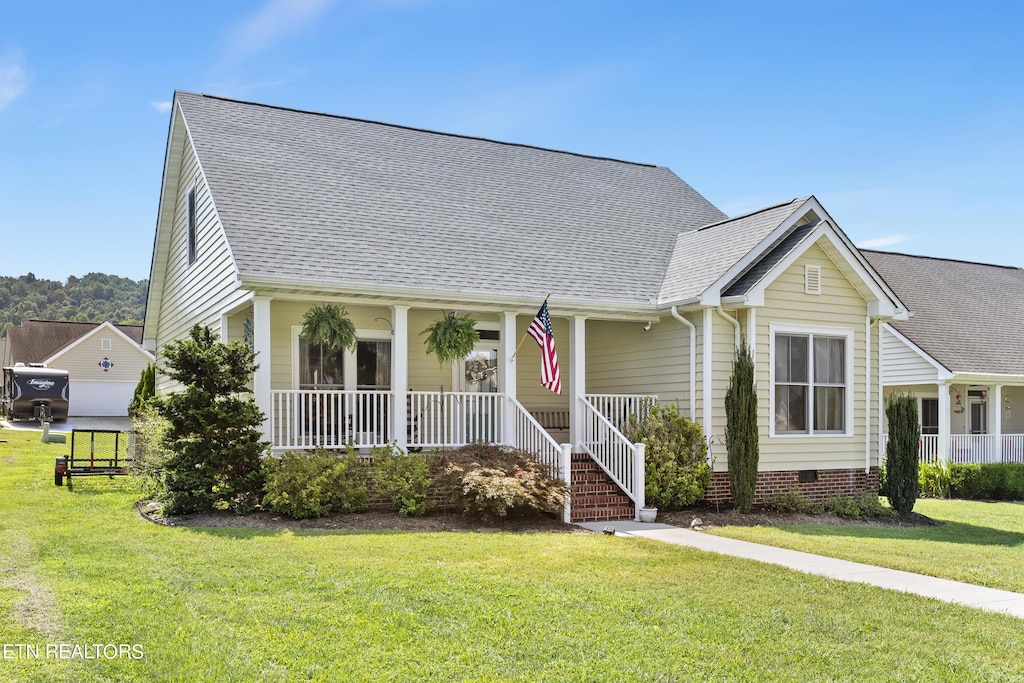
580,397,645,519
585,393,656,431
949,434,995,464
1003,435,1024,463
408,391,504,449
508,397,563,478
882,433,1024,464
271,390,392,450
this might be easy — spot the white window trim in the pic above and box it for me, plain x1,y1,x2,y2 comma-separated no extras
769,323,855,438
291,325,392,390
101,338,112,351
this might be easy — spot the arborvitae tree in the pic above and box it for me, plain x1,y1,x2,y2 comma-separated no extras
156,325,268,514
885,392,920,514
128,363,156,416
725,341,759,513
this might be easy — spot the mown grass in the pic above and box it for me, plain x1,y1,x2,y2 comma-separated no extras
710,497,1024,594
2,428,1024,681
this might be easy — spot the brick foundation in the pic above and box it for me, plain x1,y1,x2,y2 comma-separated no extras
702,467,880,505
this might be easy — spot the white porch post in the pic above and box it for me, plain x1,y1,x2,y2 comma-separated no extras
992,384,1002,463
391,305,409,450
499,311,518,446
568,315,587,449
219,314,230,343
252,296,273,446
938,382,950,464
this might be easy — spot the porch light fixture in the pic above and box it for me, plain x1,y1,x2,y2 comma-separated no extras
643,321,652,331
374,317,395,335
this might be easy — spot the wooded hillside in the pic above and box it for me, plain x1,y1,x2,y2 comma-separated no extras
0,273,147,337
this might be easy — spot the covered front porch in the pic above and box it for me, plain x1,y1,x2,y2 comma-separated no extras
228,296,670,520
883,382,1024,464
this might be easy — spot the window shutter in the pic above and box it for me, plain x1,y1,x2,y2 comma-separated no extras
804,265,822,295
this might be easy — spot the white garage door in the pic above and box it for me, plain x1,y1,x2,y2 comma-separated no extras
69,382,135,417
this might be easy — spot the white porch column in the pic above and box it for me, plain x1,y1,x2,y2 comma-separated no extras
252,296,273,446
992,384,1003,463
390,305,409,450
937,382,950,464
499,311,518,446
568,315,586,448
219,314,230,343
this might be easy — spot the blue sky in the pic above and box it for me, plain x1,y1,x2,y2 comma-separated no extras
1,1,1021,282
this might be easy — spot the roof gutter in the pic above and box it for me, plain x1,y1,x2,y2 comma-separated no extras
670,306,697,421
716,306,741,348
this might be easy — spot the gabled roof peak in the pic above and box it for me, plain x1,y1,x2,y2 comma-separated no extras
179,91,657,170
695,196,810,233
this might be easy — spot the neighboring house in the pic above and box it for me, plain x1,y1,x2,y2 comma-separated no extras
864,250,1024,464
145,91,909,520
4,319,154,417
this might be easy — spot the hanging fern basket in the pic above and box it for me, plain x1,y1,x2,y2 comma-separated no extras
421,310,479,366
301,304,357,352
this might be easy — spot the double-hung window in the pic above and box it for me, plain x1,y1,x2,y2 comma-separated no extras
774,328,850,435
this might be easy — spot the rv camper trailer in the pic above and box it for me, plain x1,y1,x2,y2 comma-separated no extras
2,364,70,422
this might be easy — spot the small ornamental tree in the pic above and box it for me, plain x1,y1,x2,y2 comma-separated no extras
128,362,156,416
156,324,269,515
623,403,709,510
725,341,759,513
885,392,920,514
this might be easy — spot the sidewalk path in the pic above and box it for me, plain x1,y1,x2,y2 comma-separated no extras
577,520,1024,619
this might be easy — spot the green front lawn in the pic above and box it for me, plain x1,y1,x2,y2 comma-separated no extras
709,498,1024,594
2,429,1024,682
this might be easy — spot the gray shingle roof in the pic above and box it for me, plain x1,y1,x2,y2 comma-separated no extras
863,250,1024,375
176,92,727,306
6,320,143,365
658,198,807,303
722,219,819,296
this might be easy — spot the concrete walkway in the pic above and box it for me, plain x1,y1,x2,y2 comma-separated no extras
577,520,1024,619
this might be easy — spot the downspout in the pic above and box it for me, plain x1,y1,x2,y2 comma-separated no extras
865,316,872,474
716,306,741,348
671,306,697,420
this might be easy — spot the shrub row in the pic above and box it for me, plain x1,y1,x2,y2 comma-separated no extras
911,461,1024,501
763,489,893,519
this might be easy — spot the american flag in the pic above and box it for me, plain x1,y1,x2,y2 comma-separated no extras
527,299,561,394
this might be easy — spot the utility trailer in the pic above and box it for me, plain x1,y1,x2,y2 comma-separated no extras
2,364,69,423
54,430,133,487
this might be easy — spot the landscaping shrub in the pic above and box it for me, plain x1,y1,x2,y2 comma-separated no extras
946,463,1024,500
263,448,369,519
918,461,951,499
824,492,893,520
440,443,567,519
156,325,268,515
623,403,709,510
724,341,758,513
371,444,435,517
129,362,156,416
763,489,821,514
129,403,172,499
884,392,920,514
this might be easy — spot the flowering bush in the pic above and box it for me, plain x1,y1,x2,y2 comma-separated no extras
263,448,368,519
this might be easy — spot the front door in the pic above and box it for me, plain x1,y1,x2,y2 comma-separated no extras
969,398,987,435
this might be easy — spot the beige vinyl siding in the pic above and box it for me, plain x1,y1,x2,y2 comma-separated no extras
585,318,692,414
154,136,247,393
708,310,738,471
1003,386,1024,434
881,325,941,385
52,331,151,387
754,240,871,471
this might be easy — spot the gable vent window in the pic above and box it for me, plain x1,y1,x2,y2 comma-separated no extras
186,186,197,266
101,338,112,351
804,265,822,295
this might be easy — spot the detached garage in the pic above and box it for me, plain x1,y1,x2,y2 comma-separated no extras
3,320,154,417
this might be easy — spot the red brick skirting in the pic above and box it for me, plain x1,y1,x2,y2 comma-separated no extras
702,467,880,505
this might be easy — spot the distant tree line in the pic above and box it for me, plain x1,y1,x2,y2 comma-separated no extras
0,272,148,337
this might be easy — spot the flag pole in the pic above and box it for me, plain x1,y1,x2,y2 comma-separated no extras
511,293,551,359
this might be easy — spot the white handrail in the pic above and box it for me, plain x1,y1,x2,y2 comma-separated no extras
407,391,504,449
507,396,563,478
580,397,645,517
584,393,655,430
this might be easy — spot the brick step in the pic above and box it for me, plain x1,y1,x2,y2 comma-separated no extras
571,461,605,473
572,506,635,522
572,484,625,496
571,494,633,508
570,471,615,483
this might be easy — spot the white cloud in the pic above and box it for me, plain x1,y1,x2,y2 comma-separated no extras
856,234,914,249
226,0,336,60
150,101,172,113
0,47,28,110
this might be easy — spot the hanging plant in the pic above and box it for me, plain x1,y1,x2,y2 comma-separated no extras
421,311,479,366
301,304,357,352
